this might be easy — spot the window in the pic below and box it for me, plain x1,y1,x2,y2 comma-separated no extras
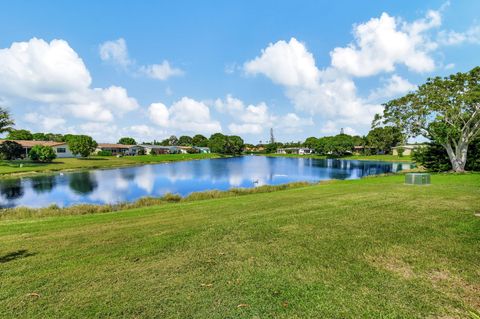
57,148,66,153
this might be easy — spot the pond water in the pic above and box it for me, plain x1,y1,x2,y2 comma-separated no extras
0,156,412,208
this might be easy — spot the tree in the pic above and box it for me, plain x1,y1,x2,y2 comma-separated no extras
67,135,97,157
192,134,208,147
29,145,56,162
0,141,24,160
7,129,33,140
225,135,244,155
168,135,179,146
118,137,137,145
366,126,403,154
208,133,227,153
413,138,480,172
265,142,281,154
0,107,14,134
32,133,48,141
376,67,480,172
304,137,318,149
315,134,355,156
178,135,193,146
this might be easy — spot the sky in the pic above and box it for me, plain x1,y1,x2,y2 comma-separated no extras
0,0,479,144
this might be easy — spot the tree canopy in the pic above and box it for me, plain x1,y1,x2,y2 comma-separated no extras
0,107,14,134
178,136,193,146
67,135,97,157
7,129,33,140
192,134,208,147
118,137,137,145
0,141,24,160
367,126,403,154
375,67,480,172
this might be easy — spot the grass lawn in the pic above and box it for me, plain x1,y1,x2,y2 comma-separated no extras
0,153,222,177
262,153,412,162
1,174,479,318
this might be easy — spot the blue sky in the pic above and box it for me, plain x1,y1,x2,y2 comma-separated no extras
0,0,479,143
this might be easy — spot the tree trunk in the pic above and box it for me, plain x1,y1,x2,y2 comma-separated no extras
444,142,468,172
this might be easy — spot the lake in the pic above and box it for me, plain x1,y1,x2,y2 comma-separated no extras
0,156,412,208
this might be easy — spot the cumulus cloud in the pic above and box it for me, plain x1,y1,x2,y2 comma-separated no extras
99,38,183,81
368,74,416,101
148,97,221,135
140,61,184,80
437,25,480,45
215,95,311,135
242,8,452,133
24,112,66,131
244,38,319,88
0,38,138,123
99,38,131,67
330,11,440,77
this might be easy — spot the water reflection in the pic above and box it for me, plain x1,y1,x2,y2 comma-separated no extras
69,172,98,195
0,156,412,208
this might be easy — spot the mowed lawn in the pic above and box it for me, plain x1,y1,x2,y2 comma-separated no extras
0,174,479,318
0,153,221,176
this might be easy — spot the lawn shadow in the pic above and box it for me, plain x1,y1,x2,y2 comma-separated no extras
0,249,36,263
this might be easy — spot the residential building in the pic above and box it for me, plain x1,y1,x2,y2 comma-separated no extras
193,146,211,153
96,144,144,156
0,140,78,158
276,147,313,155
392,144,426,156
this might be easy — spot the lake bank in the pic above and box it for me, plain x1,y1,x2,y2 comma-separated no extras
0,156,411,208
0,153,224,178
261,153,413,162
1,173,479,318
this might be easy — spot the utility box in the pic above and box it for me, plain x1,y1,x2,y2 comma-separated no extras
405,173,430,185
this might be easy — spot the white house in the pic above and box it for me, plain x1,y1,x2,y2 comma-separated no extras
276,147,313,155
392,144,427,156
0,140,78,158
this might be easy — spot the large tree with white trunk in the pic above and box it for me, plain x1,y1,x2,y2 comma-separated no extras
374,67,480,172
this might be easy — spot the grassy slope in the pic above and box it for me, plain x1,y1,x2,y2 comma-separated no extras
264,153,412,162
1,174,479,318
0,153,221,176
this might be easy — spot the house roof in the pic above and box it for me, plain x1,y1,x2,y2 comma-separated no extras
392,144,427,149
97,143,134,149
0,140,66,147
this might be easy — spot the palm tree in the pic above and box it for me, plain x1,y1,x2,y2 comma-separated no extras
0,107,14,134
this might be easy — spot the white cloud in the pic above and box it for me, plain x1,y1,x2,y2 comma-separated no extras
148,102,170,127
320,121,358,136
368,74,416,101
229,123,264,135
24,112,66,131
148,97,221,135
99,38,183,81
214,94,245,114
99,38,131,67
0,38,138,123
140,61,184,80
437,25,480,45
243,8,447,133
244,38,319,88
276,113,313,133
330,11,440,77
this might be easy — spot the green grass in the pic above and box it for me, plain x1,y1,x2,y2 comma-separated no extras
0,153,222,177
1,174,479,318
264,153,412,162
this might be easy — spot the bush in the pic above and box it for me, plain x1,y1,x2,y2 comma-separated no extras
29,145,56,162
397,147,405,157
0,141,24,160
97,150,112,156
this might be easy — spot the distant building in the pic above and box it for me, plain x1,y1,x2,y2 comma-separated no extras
96,144,144,156
0,140,78,158
193,147,211,153
276,147,313,155
392,144,427,156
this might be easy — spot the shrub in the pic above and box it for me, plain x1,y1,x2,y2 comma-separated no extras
396,147,405,157
97,150,112,156
29,145,56,162
0,141,24,160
